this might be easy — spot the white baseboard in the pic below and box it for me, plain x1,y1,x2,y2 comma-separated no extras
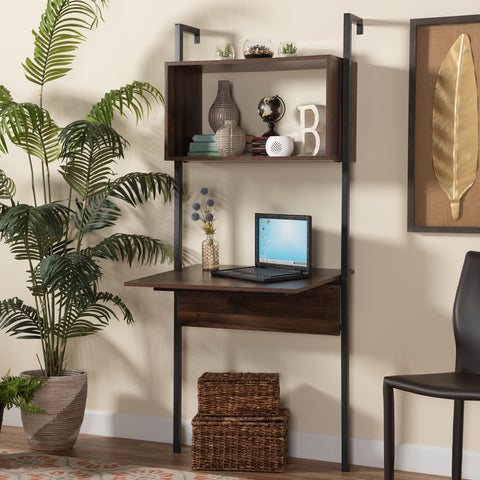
4,408,480,478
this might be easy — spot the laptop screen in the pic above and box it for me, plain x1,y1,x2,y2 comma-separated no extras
255,213,312,271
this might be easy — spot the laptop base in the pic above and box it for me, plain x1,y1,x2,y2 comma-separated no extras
211,266,311,283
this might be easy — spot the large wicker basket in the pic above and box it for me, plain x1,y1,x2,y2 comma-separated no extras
198,372,280,416
192,409,289,472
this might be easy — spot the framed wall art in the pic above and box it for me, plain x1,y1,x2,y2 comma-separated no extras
408,14,480,232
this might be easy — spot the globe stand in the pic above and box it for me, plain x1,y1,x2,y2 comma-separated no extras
257,95,285,138
263,121,279,137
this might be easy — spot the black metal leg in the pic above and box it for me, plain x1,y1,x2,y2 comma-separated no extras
173,292,182,452
383,381,395,480
341,12,364,472
452,399,464,480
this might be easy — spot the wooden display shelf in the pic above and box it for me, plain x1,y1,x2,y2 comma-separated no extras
164,55,356,163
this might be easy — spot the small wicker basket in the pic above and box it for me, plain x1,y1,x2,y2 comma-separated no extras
192,409,289,472
197,372,280,416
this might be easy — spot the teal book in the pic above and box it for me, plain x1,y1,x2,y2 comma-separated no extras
189,141,218,152
192,134,215,142
187,151,221,157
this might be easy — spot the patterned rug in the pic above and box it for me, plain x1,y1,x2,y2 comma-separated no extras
0,450,251,480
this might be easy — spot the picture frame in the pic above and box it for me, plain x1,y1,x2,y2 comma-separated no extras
408,14,480,232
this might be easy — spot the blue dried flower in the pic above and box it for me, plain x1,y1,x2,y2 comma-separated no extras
191,187,216,235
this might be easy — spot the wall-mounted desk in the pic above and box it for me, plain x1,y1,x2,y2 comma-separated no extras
125,265,341,452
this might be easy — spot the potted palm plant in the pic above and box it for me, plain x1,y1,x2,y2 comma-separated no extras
0,0,174,451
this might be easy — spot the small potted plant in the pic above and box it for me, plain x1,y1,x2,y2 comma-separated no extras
0,371,44,432
215,42,235,60
278,41,297,57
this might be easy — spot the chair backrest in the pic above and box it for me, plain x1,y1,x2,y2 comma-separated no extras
454,251,480,374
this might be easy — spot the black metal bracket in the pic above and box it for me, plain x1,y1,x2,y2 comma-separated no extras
341,12,363,473
174,24,200,62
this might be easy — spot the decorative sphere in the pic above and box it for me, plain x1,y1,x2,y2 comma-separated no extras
257,95,285,124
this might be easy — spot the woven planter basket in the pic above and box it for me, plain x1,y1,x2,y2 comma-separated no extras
0,402,4,433
192,409,289,472
198,372,280,416
20,370,87,452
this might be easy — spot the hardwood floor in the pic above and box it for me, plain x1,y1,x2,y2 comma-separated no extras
0,425,448,480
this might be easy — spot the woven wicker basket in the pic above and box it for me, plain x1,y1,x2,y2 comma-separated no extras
192,409,289,472
198,372,280,416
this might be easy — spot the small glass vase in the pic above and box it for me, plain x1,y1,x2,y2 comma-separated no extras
202,235,219,271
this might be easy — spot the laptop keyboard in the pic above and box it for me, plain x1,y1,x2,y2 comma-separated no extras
231,267,295,278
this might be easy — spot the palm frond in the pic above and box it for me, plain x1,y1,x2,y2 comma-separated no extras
71,193,121,233
23,0,109,86
0,101,60,163
87,81,164,125
0,297,43,339
0,203,70,261
39,252,101,306
86,233,173,266
109,172,174,207
0,170,16,200
0,86,13,102
0,87,14,153
54,291,133,339
59,120,126,198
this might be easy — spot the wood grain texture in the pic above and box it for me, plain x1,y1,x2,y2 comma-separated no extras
177,285,340,335
0,426,449,480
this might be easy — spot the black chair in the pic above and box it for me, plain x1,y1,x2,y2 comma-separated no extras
384,250,480,480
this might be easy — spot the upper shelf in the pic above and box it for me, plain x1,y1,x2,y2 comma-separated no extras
164,54,356,163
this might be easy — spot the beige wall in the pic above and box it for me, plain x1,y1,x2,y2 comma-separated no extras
2,0,480,460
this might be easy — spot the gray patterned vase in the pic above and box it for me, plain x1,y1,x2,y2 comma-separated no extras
208,80,240,132
214,119,246,157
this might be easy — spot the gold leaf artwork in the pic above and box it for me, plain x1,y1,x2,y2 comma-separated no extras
432,33,479,220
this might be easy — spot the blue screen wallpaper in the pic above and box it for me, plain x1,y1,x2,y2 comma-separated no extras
258,217,308,266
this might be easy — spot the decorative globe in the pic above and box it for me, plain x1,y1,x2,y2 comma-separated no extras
257,95,285,136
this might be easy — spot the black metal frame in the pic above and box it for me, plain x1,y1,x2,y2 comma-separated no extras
407,14,480,233
341,13,363,472
170,15,363,470
173,24,200,453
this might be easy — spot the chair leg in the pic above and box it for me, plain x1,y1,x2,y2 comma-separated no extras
452,399,464,480
383,381,395,480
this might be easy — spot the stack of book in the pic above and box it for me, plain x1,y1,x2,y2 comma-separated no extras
252,136,268,156
188,134,220,157
244,135,253,154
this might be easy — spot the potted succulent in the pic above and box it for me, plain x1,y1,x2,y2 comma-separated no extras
0,371,45,433
0,0,174,451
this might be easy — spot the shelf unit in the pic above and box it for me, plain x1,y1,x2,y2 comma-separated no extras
165,54,355,163
164,16,363,472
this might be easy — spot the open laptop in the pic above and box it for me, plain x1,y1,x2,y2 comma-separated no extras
211,213,312,283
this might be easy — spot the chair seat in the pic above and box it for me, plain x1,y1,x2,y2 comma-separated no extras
384,372,480,400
